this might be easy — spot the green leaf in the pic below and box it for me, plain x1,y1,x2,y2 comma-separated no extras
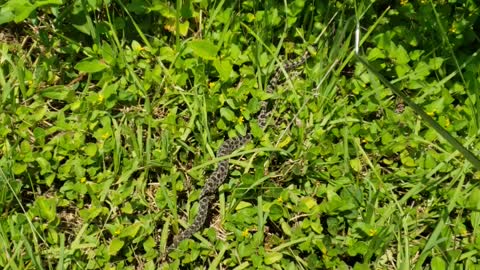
178,21,189,36
235,201,252,210
349,158,362,172
39,86,74,101
252,254,263,267
12,163,27,175
268,204,284,221
121,202,133,214
326,217,341,235
101,41,116,65
381,132,393,145
36,196,57,223
188,40,218,60
159,46,175,62
131,40,143,52
264,252,283,265
84,143,98,157
0,0,62,24
278,135,292,149
348,241,368,256
36,157,51,175
430,257,447,269
0,6,18,24
353,262,370,270
281,221,292,236
299,197,317,212
429,57,444,70
355,222,377,237
143,237,156,251
367,47,385,61
119,222,141,238
102,82,119,108
45,174,55,187
79,206,106,222
395,64,410,77
413,61,430,79
424,97,445,115
214,59,233,81
33,127,46,145
247,97,260,113
400,153,415,167
150,2,176,18
108,238,124,256
466,188,480,211
406,80,424,90
220,107,236,121
75,58,109,73
311,220,323,234
238,243,255,258
391,44,410,64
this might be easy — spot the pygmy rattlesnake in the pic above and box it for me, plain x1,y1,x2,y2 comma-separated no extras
165,49,310,256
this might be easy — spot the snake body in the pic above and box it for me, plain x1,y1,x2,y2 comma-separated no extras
166,50,310,255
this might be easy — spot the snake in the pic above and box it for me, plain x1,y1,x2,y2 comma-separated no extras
164,49,310,257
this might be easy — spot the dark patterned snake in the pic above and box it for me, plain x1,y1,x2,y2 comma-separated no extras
164,49,310,257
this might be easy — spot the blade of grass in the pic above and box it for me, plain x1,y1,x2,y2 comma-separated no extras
56,233,65,270
257,195,264,246
22,234,44,270
355,54,480,170
343,5,390,72
184,147,289,173
80,0,99,45
112,0,151,49
414,164,467,268
208,242,229,270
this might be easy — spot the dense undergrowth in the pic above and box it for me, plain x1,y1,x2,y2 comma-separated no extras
1,0,480,269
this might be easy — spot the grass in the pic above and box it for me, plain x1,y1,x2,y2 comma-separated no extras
1,0,480,269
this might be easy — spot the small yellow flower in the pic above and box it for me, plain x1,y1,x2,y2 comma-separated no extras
449,24,457,34
238,116,244,124
98,94,104,103
80,177,86,183
368,229,377,236
114,228,121,235
242,229,249,237
277,197,283,203
102,132,110,140
209,82,215,88
400,0,408,5
427,111,435,116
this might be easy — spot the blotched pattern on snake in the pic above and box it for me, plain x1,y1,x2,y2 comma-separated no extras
165,50,310,256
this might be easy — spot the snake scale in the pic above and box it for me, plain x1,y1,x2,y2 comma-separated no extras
165,50,310,256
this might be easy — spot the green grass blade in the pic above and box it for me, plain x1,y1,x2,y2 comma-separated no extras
355,54,480,170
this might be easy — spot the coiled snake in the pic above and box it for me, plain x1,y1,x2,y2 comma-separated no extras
164,50,310,257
